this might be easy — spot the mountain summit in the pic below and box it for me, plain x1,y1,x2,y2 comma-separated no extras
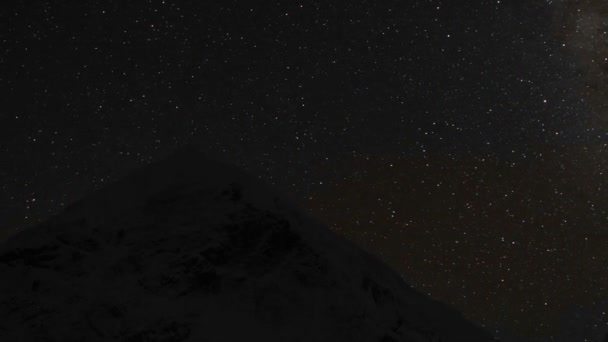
0,147,497,341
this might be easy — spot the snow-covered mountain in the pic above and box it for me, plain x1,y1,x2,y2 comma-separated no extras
0,147,498,341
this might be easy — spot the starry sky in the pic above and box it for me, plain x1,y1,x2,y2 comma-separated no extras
2,1,608,340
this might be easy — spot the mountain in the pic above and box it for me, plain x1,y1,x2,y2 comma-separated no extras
0,146,498,341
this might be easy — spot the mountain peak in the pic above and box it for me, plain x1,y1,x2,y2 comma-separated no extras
0,148,497,341
154,143,210,167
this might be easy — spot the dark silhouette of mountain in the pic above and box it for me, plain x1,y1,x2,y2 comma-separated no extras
0,146,497,341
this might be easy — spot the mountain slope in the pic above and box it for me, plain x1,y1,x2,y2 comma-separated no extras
0,147,497,341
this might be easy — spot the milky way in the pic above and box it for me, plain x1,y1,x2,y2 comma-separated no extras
552,0,608,127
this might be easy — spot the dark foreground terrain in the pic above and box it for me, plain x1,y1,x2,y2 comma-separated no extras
0,147,496,341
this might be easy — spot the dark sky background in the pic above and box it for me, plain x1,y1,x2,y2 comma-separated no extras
2,1,608,340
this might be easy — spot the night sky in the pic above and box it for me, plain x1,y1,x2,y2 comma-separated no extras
2,1,608,340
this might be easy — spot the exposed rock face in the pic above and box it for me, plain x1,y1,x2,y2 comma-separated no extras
0,147,497,341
